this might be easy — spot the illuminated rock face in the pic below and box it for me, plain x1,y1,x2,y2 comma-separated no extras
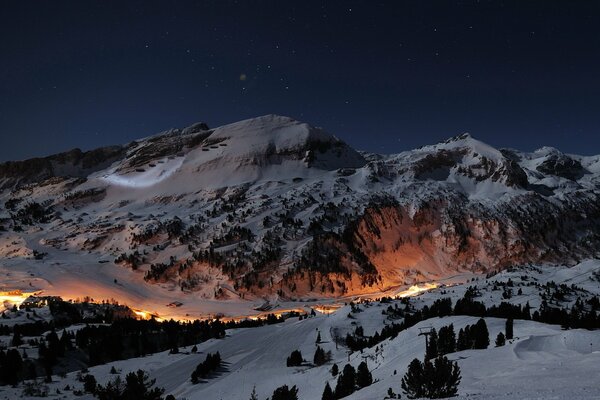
2,115,600,301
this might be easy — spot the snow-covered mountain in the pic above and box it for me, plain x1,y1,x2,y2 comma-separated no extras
1,115,599,316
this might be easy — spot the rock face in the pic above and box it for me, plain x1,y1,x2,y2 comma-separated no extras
0,146,125,189
1,115,600,300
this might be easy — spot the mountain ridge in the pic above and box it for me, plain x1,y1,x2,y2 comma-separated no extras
1,115,599,315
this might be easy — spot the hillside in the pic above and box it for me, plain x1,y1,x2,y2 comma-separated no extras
1,261,600,399
1,115,600,319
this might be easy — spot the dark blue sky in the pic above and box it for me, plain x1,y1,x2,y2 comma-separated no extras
1,1,599,161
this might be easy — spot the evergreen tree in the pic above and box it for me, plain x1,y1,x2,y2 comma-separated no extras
271,384,299,400
122,370,165,400
60,329,73,351
286,350,303,367
356,361,373,388
334,364,356,398
322,382,334,400
456,328,469,351
437,324,456,355
12,330,22,347
401,358,425,399
402,356,461,399
3,349,22,385
495,332,506,347
96,375,125,400
249,385,258,400
425,329,438,360
473,319,490,349
330,363,339,376
314,346,327,366
191,352,221,383
316,330,322,344
83,374,97,394
505,318,514,340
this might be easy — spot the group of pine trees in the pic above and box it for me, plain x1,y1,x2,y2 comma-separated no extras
345,289,539,353
248,384,299,400
401,356,461,399
286,350,303,367
456,319,490,351
0,328,74,385
0,307,291,388
191,352,222,384
321,361,373,400
401,316,517,398
85,369,171,400
495,318,514,347
0,348,24,385
425,318,491,361
313,346,332,366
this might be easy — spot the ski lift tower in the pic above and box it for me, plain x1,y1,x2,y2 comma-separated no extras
418,326,434,354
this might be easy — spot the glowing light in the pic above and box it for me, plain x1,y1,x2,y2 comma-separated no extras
0,290,39,311
313,304,342,315
396,283,438,298
99,157,184,188
132,309,164,322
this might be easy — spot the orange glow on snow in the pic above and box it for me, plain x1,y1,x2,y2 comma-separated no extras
132,309,164,322
0,290,39,311
395,283,438,298
313,304,342,315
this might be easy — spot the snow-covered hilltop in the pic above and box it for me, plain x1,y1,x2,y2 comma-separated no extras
1,115,599,317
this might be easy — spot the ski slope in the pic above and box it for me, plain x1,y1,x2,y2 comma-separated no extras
2,262,600,400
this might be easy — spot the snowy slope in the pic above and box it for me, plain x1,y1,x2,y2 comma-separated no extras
1,115,600,320
2,262,600,400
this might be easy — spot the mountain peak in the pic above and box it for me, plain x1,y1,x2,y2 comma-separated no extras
445,132,473,142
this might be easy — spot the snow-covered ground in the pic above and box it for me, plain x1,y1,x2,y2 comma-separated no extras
1,262,599,399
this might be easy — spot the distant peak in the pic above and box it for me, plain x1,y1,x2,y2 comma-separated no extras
445,132,473,143
534,146,561,155
243,114,299,125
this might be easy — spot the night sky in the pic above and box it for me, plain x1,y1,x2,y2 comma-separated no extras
1,1,600,162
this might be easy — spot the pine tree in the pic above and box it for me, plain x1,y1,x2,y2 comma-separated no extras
425,329,438,360
322,382,334,400
473,319,490,349
249,385,258,400
96,369,165,400
60,329,72,350
314,346,327,366
402,356,461,399
356,361,373,388
4,349,23,385
334,364,357,398
505,317,514,340
122,370,165,400
456,328,469,351
331,363,339,376
429,356,461,398
401,358,425,399
12,330,22,347
437,324,456,356
495,332,506,347
83,374,97,393
316,330,322,344
286,350,303,367
271,384,299,400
